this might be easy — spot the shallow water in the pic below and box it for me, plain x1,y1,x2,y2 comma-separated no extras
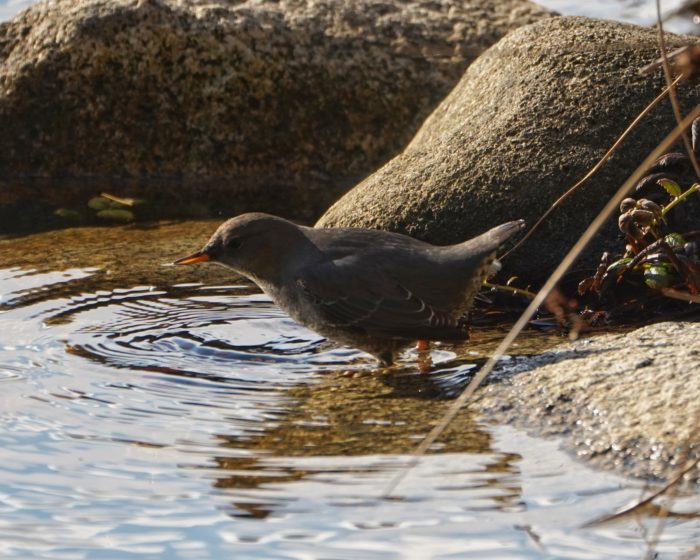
538,0,700,33
0,221,698,558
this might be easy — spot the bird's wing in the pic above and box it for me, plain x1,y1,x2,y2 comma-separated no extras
294,257,468,341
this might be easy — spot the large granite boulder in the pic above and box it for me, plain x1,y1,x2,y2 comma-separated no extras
0,0,551,223
318,16,700,282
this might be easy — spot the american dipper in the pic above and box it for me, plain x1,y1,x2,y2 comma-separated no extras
174,213,524,365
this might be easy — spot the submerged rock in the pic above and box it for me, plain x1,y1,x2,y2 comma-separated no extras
0,0,551,223
318,16,700,282
476,322,700,483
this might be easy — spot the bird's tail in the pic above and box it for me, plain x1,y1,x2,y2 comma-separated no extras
482,219,526,246
459,219,525,254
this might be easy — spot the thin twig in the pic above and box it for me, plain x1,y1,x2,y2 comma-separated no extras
503,77,682,259
581,455,699,528
381,105,700,499
656,0,700,179
644,430,699,559
661,287,700,303
482,281,536,300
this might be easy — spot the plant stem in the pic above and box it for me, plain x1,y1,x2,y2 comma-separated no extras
482,281,537,300
662,183,700,218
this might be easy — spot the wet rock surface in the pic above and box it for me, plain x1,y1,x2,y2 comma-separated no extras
0,0,551,222
476,322,700,483
0,219,234,304
318,16,700,283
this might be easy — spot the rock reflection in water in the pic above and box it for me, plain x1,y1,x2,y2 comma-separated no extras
211,360,519,520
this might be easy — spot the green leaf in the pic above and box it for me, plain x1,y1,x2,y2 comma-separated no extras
664,233,687,248
87,196,111,211
53,208,82,221
643,264,672,289
657,178,682,197
96,209,135,222
606,258,633,275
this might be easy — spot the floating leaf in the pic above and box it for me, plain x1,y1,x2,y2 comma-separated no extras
96,209,134,222
54,208,82,221
657,178,682,197
87,196,111,211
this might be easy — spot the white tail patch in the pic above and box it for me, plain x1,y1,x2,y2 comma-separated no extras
487,258,501,277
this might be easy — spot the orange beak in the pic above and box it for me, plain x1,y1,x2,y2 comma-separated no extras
173,251,211,266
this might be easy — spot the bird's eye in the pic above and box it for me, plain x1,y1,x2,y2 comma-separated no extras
226,238,242,250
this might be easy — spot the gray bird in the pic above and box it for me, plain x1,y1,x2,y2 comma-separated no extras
174,213,524,365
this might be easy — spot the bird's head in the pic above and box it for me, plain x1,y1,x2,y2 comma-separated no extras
174,213,308,282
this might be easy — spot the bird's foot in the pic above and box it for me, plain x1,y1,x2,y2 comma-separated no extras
416,340,432,374
415,340,430,352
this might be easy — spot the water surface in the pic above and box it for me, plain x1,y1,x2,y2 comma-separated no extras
0,221,698,558
539,0,700,33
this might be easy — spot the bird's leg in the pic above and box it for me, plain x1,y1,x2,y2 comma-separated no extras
416,340,432,374
377,350,394,368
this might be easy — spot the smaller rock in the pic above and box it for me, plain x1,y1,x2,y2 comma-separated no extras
476,322,700,482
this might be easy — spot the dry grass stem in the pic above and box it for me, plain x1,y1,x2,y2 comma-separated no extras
656,0,700,178
661,286,700,303
581,456,698,529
